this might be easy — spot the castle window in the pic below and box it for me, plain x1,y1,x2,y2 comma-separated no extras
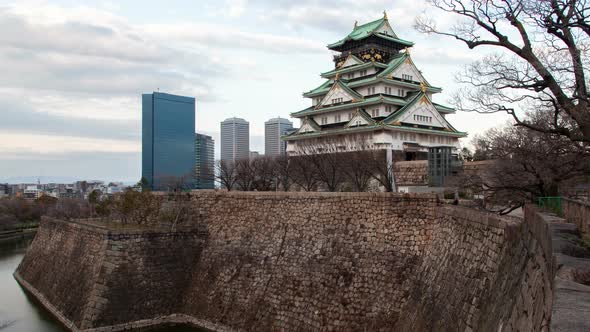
335,114,341,122
360,70,367,76
386,106,392,112
348,112,354,120
331,97,343,104
371,109,379,117
321,117,328,125
401,74,414,81
367,86,375,95
409,134,416,141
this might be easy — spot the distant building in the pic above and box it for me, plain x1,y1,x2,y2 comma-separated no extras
142,92,196,190
220,117,249,163
195,133,215,189
0,183,9,198
265,117,293,157
23,185,42,200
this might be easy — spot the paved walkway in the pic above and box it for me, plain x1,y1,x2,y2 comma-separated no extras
549,221,590,332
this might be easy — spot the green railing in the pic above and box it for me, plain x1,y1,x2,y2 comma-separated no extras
537,196,562,216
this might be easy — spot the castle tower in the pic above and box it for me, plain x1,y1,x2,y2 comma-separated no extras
284,12,466,162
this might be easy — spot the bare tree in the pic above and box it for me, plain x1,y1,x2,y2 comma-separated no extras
251,156,277,191
299,143,346,192
235,158,256,191
275,155,293,191
366,149,399,192
341,150,374,192
216,160,238,191
291,154,320,192
449,116,590,214
416,0,590,142
114,189,162,224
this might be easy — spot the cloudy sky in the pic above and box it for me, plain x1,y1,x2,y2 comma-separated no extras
0,0,511,183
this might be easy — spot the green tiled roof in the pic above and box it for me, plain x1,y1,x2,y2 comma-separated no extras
283,122,466,141
305,80,333,96
327,17,414,49
433,103,455,113
292,95,408,117
334,80,363,100
303,75,442,98
377,53,408,78
384,124,467,137
320,61,388,78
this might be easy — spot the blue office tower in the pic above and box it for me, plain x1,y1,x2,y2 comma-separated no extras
142,92,196,190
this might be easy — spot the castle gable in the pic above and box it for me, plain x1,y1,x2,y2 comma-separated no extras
345,109,375,128
390,59,426,83
317,81,362,108
389,94,454,130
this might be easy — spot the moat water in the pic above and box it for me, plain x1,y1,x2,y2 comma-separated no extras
0,237,203,332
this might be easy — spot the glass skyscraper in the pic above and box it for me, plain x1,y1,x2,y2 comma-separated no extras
194,133,215,189
142,92,195,190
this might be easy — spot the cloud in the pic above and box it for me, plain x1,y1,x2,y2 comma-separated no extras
254,0,429,33
227,0,248,18
0,93,140,141
0,132,139,156
142,22,324,54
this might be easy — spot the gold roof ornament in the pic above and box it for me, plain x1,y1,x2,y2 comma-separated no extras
354,20,358,29
383,10,388,20
405,47,410,55
335,72,340,81
420,81,428,93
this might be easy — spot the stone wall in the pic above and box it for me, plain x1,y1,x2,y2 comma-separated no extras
15,191,555,331
15,219,206,331
563,198,590,234
394,160,428,185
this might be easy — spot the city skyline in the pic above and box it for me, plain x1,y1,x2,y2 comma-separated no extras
0,1,514,182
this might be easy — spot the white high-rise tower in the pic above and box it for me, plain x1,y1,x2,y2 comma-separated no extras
220,117,250,162
264,117,293,157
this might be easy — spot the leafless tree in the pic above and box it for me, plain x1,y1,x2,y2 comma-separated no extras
449,116,590,214
251,156,277,191
416,0,590,142
340,150,374,192
160,191,193,229
113,189,162,224
235,158,256,191
275,155,293,191
291,153,320,192
215,160,238,191
298,143,347,192
365,149,400,192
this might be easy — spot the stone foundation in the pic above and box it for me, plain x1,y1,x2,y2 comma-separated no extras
15,191,555,331
394,160,428,186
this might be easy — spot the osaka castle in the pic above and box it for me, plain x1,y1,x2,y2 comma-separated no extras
284,12,466,160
